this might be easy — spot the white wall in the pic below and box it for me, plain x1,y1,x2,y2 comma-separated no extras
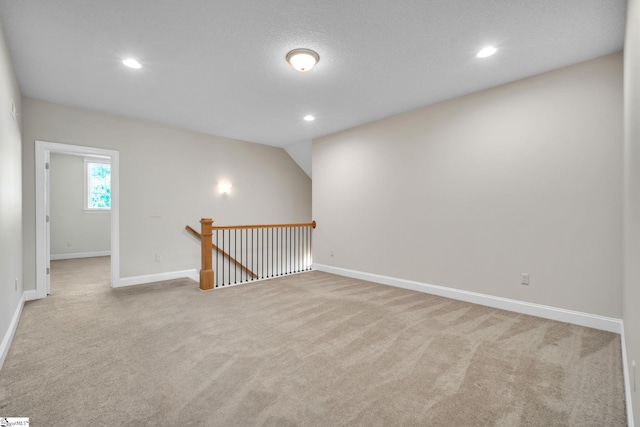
0,20,23,365
624,0,640,422
49,153,110,257
22,98,312,288
313,53,623,318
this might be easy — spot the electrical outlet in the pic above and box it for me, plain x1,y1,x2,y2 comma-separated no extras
155,254,162,262
330,249,334,257
521,273,529,285
66,241,72,247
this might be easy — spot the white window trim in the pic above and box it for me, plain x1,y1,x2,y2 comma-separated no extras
84,156,111,212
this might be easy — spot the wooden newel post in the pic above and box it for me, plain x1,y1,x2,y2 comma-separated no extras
200,218,214,291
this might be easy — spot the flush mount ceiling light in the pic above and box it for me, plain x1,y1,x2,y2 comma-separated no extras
303,115,315,121
122,58,142,69
286,48,320,72
476,47,497,58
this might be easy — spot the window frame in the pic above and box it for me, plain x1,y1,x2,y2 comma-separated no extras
84,157,112,212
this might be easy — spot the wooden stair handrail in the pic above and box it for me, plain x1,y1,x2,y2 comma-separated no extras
186,225,258,279
211,220,316,231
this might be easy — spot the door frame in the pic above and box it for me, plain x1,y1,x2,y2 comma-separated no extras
44,148,50,295
35,140,120,298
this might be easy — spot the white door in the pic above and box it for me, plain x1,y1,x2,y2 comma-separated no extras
45,149,51,295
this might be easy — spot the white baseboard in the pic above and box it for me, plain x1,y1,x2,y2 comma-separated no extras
0,294,25,370
313,264,623,333
621,325,635,427
23,290,38,301
113,269,199,288
205,269,313,291
50,251,111,260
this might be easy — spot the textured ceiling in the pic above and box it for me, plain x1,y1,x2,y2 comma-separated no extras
0,0,627,148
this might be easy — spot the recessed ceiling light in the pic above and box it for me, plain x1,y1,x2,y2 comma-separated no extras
304,115,315,121
286,49,320,72
122,58,142,69
476,47,497,58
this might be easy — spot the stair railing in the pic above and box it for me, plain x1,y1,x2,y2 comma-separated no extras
188,218,316,290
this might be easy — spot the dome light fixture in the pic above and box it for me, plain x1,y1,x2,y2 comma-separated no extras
476,46,497,58
286,48,320,72
304,115,315,121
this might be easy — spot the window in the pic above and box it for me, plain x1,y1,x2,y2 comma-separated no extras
84,157,111,211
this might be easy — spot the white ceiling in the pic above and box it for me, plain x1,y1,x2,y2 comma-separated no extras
0,1,627,148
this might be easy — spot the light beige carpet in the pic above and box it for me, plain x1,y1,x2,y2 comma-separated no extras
0,257,627,426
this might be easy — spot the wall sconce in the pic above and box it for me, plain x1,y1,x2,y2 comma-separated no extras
218,183,232,195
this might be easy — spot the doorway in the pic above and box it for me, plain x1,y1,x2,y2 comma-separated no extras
35,140,120,299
